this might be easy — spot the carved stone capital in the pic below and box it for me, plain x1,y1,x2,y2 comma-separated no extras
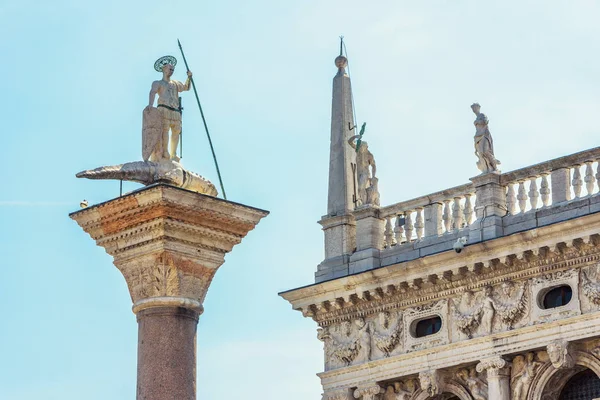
476,356,511,377
353,384,383,400
71,184,268,313
547,340,574,369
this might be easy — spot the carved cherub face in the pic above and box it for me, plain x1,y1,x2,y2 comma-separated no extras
484,286,493,297
502,282,512,296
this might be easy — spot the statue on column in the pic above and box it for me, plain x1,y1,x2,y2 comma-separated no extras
348,123,379,207
143,56,192,162
471,103,501,174
76,55,217,196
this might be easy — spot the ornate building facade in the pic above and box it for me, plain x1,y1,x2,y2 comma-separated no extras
280,51,600,400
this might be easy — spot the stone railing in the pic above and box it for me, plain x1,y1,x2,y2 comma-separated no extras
375,147,600,249
501,147,600,215
379,184,475,247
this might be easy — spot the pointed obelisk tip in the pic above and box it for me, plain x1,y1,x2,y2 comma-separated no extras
335,36,348,70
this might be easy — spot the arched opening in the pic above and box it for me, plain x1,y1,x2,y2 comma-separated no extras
559,369,600,399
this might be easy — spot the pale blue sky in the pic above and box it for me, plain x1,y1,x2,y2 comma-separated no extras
1,1,599,399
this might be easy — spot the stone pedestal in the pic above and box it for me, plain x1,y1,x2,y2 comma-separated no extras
70,184,268,400
349,206,384,274
470,172,506,241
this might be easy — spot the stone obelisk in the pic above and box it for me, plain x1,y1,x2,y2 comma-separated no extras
71,55,268,400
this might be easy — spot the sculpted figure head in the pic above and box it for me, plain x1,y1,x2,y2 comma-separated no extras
502,282,513,296
162,63,175,79
483,286,493,298
547,340,573,369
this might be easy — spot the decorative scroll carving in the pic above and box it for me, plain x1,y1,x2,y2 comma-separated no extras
318,319,371,369
371,311,402,357
457,367,487,400
419,370,441,397
354,384,383,400
511,352,543,400
476,355,510,377
547,340,574,369
494,281,527,329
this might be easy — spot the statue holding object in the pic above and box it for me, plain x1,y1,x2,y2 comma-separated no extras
471,103,501,174
76,55,217,196
348,123,379,207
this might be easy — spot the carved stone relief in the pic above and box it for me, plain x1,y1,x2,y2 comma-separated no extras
547,340,574,369
456,367,487,400
404,300,449,351
511,352,544,400
382,379,419,400
581,263,600,313
354,384,383,400
530,269,580,324
318,318,371,370
494,281,529,330
419,370,441,397
371,311,403,359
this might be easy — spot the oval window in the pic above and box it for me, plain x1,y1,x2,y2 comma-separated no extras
542,285,572,309
414,316,442,338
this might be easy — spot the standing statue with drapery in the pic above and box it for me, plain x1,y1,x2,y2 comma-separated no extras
471,103,501,174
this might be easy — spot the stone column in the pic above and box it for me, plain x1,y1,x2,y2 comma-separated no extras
476,356,511,400
470,172,506,241
70,184,268,400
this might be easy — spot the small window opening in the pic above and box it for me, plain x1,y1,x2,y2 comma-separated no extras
542,285,572,309
414,316,442,337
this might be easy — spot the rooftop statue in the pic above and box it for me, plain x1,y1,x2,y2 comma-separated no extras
348,123,379,207
76,55,217,196
471,103,501,174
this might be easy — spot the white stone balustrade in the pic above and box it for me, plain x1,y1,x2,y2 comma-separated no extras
375,147,600,250
381,185,476,248
502,158,600,215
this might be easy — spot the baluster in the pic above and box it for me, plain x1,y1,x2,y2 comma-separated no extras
528,177,539,210
463,194,473,226
384,216,394,247
415,208,424,240
517,181,528,213
596,162,600,194
572,165,583,198
540,174,550,207
443,200,452,233
506,184,517,215
404,212,414,242
452,197,463,230
394,215,404,244
585,161,595,196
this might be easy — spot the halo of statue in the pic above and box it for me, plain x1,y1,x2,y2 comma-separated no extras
154,55,177,72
